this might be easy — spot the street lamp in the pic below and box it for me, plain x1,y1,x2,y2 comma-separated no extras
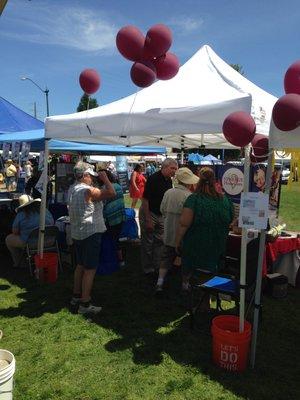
21,77,50,117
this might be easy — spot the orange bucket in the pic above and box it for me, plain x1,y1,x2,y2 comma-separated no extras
211,315,252,372
34,253,58,283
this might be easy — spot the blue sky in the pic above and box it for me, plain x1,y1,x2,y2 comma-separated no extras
0,0,299,120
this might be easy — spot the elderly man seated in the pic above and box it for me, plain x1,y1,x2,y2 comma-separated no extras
5,194,54,268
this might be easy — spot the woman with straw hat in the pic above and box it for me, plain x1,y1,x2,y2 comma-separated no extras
5,195,54,268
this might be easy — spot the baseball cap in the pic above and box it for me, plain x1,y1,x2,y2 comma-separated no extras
175,167,199,185
74,162,98,177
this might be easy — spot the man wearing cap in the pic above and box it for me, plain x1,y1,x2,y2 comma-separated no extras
5,195,54,267
69,161,115,315
155,167,199,292
139,158,178,275
5,159,17,192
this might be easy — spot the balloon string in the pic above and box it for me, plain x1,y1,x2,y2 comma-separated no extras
86,95,91,134
120,87,139,145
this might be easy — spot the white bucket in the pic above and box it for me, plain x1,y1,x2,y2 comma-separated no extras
0,350,15,400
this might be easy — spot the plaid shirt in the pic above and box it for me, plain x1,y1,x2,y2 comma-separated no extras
68,182,106,240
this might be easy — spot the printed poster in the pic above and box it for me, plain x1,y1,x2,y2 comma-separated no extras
238,192,269,230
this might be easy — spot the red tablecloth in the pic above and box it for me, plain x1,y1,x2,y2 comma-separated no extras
264,236,300,273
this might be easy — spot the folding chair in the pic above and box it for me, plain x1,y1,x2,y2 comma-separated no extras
25,225,63,275
189,237,260,330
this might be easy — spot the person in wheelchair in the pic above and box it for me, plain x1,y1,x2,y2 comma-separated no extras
176,167,234,296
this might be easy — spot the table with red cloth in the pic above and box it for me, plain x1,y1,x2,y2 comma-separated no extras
265,236,300,286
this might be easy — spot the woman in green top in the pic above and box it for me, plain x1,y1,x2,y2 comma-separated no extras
176,167,234,291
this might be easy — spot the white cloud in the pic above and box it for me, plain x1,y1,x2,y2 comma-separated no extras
1,1,118,52
168,16,203,34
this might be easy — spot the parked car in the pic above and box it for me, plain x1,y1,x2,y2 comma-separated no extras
281,168,290,184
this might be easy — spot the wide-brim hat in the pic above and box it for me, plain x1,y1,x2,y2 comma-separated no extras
175,167,199,185
16,195,41,211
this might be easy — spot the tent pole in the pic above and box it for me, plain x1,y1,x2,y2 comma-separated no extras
239,145,250,332
38,139,50,257
250,148,273,368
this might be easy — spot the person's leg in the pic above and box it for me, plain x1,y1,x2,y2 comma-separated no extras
139,209,155,273
131,197,138,208
73,264,84,295
152,214,164,271
5,234,26,266
156,246,174,290
81,269,97,302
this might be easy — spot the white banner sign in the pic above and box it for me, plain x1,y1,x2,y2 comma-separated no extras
239,192,269,230
20,142,31,162
11,142,21,161
2,143,10,160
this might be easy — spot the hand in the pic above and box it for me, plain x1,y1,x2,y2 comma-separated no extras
98,171,109,182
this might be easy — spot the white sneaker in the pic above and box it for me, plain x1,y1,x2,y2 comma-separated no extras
78,303,102,315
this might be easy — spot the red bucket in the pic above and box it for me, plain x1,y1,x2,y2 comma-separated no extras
34,253,58,283
211,315,252,372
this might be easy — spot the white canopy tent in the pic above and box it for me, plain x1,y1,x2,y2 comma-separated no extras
41,45,281,369
45,45,277,149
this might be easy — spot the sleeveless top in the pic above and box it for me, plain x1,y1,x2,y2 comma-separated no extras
68,182,106,240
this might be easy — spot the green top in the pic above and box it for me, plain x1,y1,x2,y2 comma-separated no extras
182,193,234,272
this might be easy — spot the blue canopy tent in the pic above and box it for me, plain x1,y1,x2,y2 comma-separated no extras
0,129,166,154
0,97,44,133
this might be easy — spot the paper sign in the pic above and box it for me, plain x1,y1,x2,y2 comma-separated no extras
238,192,269,230
2,143,10,160
11,142,21,161
21,142,31,162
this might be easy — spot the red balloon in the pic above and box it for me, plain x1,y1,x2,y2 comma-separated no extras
130,61,157,88
251,134,269,161
116,25,145,62
79,69,100,95
272,94,300,131
154,52,179,80
144,24,172,58
284,60,300,95
222,111,256,147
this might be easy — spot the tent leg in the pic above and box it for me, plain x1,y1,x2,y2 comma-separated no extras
250,149,273,368
239,145,251,333
38,139,50,257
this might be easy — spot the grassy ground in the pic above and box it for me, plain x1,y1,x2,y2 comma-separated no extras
278,182,300,231
0,244,299,400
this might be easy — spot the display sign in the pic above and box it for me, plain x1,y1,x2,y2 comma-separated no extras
117,171,129,193
11,142,21,161
2,143,10,160
20,142,31,162
238,192,269,230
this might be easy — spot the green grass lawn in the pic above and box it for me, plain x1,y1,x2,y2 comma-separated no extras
0,245,299,400
278,182,300,231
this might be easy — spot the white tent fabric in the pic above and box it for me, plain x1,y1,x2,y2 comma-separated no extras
269,121,300,149
45,45,277,149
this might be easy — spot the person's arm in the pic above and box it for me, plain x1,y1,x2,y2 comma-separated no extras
175,207,194,253
131,171,139,191
86,171,116,202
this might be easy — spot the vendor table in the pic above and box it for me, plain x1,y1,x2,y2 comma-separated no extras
266,236,300,286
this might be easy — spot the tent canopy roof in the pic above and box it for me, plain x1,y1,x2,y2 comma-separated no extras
0,96,44,133
45,45,277,149
0,129,166,154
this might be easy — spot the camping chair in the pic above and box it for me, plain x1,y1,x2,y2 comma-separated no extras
189,236,260,330
25,225,63,276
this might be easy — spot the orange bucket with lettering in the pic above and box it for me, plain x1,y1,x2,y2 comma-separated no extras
34,253,58,283
211,315,252,372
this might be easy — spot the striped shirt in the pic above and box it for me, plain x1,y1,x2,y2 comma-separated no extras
68,182,106,240
103,183,126,226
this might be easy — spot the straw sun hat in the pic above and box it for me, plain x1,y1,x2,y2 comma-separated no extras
175,167,199,185
16,195,41,211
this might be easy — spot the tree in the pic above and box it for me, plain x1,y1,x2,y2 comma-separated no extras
77,94,99,112
230,63,244,75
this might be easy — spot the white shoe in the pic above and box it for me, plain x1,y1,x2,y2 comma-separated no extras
78,303,102,315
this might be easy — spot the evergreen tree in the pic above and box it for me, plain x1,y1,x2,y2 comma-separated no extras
230,63,244,75
77,94,99,112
